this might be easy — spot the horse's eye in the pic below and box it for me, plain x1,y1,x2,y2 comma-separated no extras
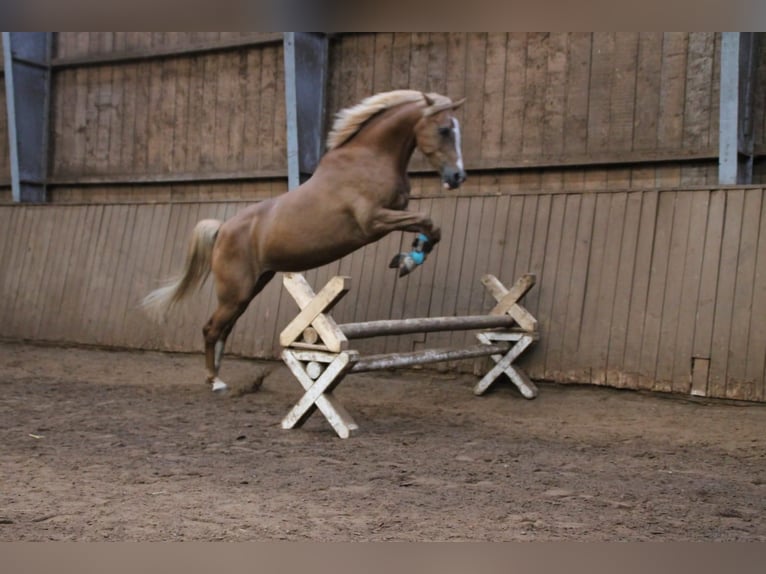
438,126,452,137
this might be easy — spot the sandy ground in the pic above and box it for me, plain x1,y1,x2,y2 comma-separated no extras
0,341,764,541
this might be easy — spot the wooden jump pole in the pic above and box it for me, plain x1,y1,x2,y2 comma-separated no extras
350,342,512,373
339,315,518,340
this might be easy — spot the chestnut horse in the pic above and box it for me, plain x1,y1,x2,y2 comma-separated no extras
142,90,466,392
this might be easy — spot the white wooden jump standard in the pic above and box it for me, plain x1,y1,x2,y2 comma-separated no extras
279,272,539,438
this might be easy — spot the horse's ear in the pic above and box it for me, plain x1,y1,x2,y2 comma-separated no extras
450,97,466,110
422,92,436,107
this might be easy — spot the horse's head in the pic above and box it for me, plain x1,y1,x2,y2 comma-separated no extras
415,93,467,190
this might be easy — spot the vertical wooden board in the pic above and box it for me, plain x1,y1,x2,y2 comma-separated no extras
10,209,50,337
170,56,191,174
654,191,693,392
105,64,124,174
408,33,430,91
586,33,615,156
213,52,235,172
573,193,612,383
1,208,35,330
480,33,508,163
543,194,581,379
389,33,411,89
500,33,528,161
197,53,219,170
636,192,675,390
525,194,552,320
372,33,394,92
241,50,263,173
31,207,70,338
657,33,689,151
133,59,152,175
562,33,591,158
462,33,487,168
83,64,101,176
501,194,527,292
76,205,113,344
355,34,376,105
708,190,745,399
632,32,663,152
621,191,659,388
48,73,67,177
683,33,715,150
725,189,762,400
608,33,639,154
271,44,287,170
482,186,513,290
257,46,278,171
160,58,178,173
693,189,725,365
521,32,548,160
542,33,568,160
93,64,113,173
57,205,99,342
603,192,645,386
670,191,710,393
93,205,131,345
0,208,21,297
425,32,448,95
111,204,148,346
445,33,467,128
100,205,138,346
117,63,137,175
745,190,766,401
71,67,90,175
559,193,596,383
184,55,205,173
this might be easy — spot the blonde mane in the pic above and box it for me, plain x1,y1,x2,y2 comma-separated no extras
326,90,453,151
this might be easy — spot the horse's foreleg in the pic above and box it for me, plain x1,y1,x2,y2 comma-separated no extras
367,208,441,244
367,209,441,277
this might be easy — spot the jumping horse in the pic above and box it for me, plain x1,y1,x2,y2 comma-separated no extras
142,90,466,392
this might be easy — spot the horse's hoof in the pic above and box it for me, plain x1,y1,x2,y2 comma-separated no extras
211,378,228,393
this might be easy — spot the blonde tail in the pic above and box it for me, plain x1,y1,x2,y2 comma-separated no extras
141,219,222,321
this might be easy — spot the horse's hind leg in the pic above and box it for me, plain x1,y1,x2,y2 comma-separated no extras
203,271,276,392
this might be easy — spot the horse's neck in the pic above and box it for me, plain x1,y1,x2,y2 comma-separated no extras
353,102,422,173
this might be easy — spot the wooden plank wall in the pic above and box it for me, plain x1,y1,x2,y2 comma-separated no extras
1,186,765,402
46,32,286,203
326,33,722,192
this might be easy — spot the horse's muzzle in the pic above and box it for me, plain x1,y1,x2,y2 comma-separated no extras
442,167,467,190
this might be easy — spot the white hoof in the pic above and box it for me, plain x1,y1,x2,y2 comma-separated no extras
211,378,228,393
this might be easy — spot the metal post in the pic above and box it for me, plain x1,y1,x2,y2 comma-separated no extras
719,32,755,185
2,32,52,202
283,32,329,190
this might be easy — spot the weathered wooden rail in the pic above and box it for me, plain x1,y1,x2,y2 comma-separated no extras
278,272,540,438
